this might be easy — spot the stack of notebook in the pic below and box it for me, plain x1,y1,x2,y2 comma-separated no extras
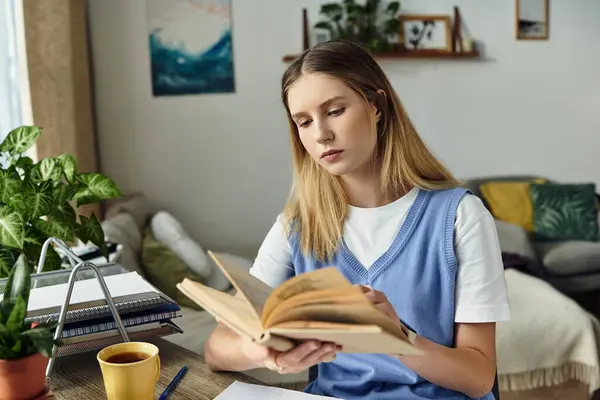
3,264,183,357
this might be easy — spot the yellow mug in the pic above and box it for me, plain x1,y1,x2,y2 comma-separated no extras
97,341,161,400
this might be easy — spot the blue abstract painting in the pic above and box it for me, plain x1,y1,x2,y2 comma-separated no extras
146,0,235,96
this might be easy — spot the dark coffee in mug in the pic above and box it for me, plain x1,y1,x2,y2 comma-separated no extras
105,351,151,364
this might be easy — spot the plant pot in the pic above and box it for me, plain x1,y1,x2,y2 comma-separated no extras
0,353,49,400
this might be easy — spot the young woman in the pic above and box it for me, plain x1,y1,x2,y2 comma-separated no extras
205,40,511,400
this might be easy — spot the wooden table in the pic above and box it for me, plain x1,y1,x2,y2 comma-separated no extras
50,337,264,399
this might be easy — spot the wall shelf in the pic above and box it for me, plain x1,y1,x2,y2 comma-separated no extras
282,49,480,63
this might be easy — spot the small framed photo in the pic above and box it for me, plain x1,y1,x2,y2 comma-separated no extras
398,15,452,52
516,0,549,40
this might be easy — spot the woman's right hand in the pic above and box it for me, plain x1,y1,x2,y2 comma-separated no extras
242,337,341,374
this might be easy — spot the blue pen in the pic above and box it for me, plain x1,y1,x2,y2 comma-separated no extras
159,365,188,400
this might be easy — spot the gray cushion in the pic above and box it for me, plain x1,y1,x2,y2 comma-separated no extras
536,241,600,276
494,219,538,261
494,219,550,277
101,212,146,277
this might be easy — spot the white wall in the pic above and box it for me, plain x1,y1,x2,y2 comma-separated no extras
87,0,600,253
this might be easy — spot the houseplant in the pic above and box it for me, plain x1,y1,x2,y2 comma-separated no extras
0,253,61,399
0,125,122,278
314,0,402,53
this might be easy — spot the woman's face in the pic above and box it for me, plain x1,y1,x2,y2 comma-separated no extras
286,73,379,177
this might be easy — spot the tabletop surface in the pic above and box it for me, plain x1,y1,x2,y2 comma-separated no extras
50,337,264,399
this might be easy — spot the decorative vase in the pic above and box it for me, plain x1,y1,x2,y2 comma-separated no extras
0,353,49,400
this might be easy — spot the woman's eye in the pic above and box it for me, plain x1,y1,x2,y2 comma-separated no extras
329,108,345,116
298,119,312,128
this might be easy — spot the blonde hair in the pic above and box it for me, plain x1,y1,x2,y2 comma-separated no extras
280,40,460,262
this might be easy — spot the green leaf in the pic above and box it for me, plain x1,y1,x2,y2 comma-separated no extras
0,247,18,279
23,226,48,247
30,158,62,183
20,327,56,357
14,156,33,169
386,1,400,14
7,194,29,222
0,172,22,204
1,255,30,324
56,154,77,183
74,173,122,206
33,212,75,243
5,296,26,335
53,183,76,206
2,255,30,307
23,183,54,219
0,126,41,155
41,245,63,272
0,206,24,249
0,323,11,345
56,202,77,228
9,339,23,357
77,214,108,259
314,21,333,31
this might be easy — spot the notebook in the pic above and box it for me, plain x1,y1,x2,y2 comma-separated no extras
55,320,183,357
214,381,342,400
1,271,176,324
59,303,180,338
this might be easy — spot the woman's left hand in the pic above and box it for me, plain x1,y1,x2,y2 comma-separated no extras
357,285,401,324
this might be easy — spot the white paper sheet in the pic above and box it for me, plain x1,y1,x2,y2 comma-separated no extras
214,381,342,400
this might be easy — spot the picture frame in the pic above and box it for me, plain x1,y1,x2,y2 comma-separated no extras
397,15,452,52
515,0,549,40
146,0,236,96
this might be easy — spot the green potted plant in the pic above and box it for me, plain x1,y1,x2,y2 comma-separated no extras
0,254,61,399
0,125,122,278
314,0,402,53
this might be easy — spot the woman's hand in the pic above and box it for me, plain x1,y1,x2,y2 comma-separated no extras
241,336,341,374
358,285,417,343
358,284,401,324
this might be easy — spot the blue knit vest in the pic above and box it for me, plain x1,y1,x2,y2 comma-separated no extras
288,187,495,400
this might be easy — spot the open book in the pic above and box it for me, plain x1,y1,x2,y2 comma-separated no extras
176,251,422,355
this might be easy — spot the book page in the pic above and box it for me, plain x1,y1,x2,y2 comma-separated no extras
176,279,264,340
262,286,369,327
208,251,272,322
267,325,422,355
264,301,409,343
261,267,353,326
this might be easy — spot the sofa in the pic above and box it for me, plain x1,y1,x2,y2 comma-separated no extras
99,190,600,398
464,175,600,295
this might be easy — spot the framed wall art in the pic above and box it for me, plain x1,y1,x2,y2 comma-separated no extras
398,15,453,52
515,0,549,40
146,0,236,96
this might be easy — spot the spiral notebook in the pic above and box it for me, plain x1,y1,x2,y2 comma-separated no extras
60,303,180,338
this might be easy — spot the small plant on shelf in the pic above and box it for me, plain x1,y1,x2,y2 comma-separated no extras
314,0,402,53
0,125,122,278
0,254,62,398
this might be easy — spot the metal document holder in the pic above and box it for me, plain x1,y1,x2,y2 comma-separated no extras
34,237,131,382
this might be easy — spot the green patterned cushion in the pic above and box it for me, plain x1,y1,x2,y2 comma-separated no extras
530,183,599,241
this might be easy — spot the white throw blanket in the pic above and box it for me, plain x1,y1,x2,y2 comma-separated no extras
497,269,600,393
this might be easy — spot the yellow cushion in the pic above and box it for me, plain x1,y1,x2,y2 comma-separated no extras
479,180,545,231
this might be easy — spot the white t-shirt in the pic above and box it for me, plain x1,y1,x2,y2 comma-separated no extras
249,188,512,324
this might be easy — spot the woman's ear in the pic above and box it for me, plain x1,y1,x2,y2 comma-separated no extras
374,89,386,121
